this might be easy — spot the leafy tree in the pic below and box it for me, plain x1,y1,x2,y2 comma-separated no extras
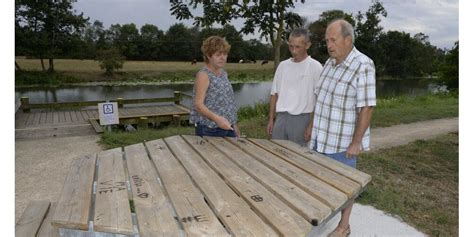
137,24,164,60
15,0,89,72
412,33,440,77
81,20,108,58
354,0,387,72
117,23,140,59
170,0,305,71
161,23,195,61
438,41,458,90
378,31,415,77
96,48,125,76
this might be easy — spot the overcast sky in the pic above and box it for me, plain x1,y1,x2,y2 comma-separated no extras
73,0,457,49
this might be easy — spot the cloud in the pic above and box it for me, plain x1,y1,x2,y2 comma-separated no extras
74,0,458,48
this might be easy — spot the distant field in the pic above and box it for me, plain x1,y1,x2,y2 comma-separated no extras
15,59,274,72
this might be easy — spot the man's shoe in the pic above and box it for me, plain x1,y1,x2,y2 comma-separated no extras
327,225,351,237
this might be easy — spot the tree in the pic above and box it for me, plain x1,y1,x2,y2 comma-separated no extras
137,24,164,60
96,48,125,76
82,20,108,58
378,31,414,77
15,0,89,72
354,0,387,72
170,0,305,71
161,23,195,61
438,41,458,90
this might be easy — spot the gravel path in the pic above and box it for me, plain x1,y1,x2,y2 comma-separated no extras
15,117,459,233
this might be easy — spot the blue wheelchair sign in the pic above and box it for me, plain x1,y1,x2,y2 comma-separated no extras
103,104,114,114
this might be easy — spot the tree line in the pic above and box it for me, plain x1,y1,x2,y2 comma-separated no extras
15,0,458,88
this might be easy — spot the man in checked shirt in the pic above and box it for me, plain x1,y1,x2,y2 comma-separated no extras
307,19,376,237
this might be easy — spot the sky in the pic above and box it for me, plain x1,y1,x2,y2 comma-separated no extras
74,0,459,49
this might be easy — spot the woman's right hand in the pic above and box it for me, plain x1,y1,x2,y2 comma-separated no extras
215,116,233,130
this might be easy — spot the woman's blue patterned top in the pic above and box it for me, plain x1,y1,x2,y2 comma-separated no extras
190,67,238,128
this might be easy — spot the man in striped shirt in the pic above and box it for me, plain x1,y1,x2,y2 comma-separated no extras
308,19,376,237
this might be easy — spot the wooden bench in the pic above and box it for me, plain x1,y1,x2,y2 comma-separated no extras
50,136,371,236
16,201,59,237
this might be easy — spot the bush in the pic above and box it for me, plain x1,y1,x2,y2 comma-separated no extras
437,41,458,91
96,48,125,75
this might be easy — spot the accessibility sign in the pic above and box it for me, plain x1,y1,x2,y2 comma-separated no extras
98,102,119,125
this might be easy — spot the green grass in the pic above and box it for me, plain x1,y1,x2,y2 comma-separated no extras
372,91,458,127
357,132,458,236
99,92,458,148
15,71,78,86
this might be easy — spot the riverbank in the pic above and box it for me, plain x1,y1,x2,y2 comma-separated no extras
15,59,438,87
15,59,275,87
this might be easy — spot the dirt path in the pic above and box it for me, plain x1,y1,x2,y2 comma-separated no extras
15,117,459,223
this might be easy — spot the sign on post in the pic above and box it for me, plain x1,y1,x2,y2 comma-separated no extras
98,102,119,125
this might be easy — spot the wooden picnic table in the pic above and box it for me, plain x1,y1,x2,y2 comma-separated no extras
50,135,371,236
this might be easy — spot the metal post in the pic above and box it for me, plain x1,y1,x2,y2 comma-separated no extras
20,97,30,113
117,98,124,108
174,91,181,105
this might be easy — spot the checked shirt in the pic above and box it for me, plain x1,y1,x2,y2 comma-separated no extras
309,47,376,153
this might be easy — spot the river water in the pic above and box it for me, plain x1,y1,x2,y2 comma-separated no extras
15,79,445,109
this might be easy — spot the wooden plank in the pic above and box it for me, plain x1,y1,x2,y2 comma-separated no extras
16,200,50,237
37,202,60,237
250,139,361,197
64,111,72,123
91,109,99,118
227,138,347,211
69,110,78,122
183,135,312,236
80,110,90,120
145,139,229,237
33,112,42,125
40,112,48,124
85,110,95,119
94,148,134,235
24,113,34,126
52,153,97,230
164,135,278,236
46,111,54,123
52,111,59,123
271,139,372,186
124,143,180,237
57,111,65,123
206,136,332,225
76,110,86,121
89,119,103,133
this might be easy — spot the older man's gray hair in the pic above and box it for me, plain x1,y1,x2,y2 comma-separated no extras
329,19,355,44
290,28,311,43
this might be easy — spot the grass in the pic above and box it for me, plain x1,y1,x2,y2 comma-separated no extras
357,132,458,236
99,92,458,149
372,92,459,127
15,59,274,86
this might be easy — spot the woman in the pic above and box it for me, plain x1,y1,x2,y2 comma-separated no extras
190,36,240,137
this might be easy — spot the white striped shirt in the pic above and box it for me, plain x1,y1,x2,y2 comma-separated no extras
309,47,376,153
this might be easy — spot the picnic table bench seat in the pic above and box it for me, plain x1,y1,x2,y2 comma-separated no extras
49,135,371,236
16,200,59,237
